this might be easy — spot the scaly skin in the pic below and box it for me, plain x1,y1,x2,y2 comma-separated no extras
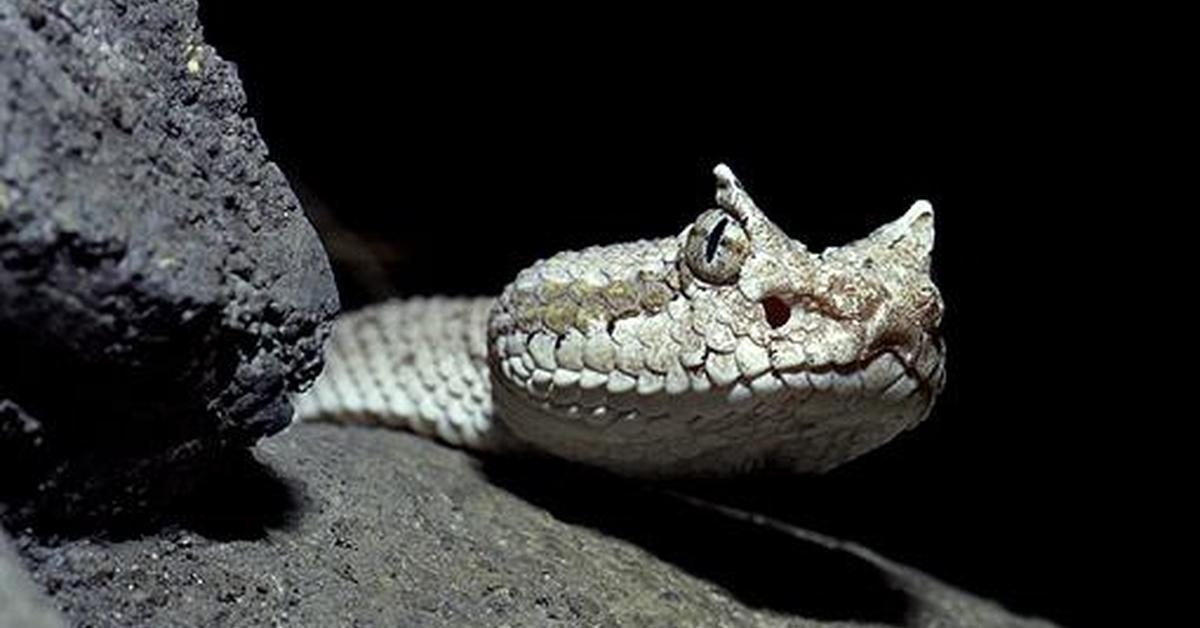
296,165,945,477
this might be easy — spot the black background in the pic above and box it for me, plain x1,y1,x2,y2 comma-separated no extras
199,7,1147,627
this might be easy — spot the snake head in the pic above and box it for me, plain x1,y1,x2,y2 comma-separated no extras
489,164,945,476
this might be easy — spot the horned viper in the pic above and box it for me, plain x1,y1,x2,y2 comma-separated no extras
294,165,945,477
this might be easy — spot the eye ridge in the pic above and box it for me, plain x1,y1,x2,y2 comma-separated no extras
705,217,729,263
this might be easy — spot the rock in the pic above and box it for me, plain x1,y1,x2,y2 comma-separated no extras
15,424,1059,628
0,0,338,528
1,528,66,628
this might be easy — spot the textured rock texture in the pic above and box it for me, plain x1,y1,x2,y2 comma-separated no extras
1,528,65,628
0,0,338,528
16,424,1059,628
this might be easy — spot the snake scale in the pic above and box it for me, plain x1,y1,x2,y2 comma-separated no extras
294,165,945,477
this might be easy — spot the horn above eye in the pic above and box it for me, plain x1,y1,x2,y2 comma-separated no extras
684,209,749,284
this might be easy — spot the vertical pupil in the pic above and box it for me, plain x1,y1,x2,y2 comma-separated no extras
705,218,728,263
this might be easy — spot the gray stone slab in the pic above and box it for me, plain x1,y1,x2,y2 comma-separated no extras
17,424,1058,628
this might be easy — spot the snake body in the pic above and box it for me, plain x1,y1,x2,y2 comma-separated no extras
295,165,945,477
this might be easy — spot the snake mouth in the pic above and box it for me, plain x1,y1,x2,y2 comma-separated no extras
496,342,945,428
768,346,943,405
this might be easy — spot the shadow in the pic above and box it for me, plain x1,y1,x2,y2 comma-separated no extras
1,438,307,543
165,448,308,541
480,456,911,624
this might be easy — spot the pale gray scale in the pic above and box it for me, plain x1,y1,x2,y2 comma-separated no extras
553,330,585,372
507,355,532,380
614,338,646,377
704,353,739,387
518,351,536,377
605,371,638,397
636,371,665,396
582,333,617,373
690,297,716,339
687,370,713,395
644,337,679,375
527,333,557,371
750,373,784,396
734,337,771,379
672,328,709,372
703,320,738,354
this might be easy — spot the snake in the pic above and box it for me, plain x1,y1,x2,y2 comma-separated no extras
293,165,945,477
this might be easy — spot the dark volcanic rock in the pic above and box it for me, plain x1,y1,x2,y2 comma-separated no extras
0,0,338,528
17,424,1059,628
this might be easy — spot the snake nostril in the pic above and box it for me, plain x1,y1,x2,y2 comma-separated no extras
761,296,790,328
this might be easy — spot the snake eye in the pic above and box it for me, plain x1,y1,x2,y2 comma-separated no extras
684,209,750,284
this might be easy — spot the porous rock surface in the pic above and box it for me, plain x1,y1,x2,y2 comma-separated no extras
16,424,1059,628
0,0,338,527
